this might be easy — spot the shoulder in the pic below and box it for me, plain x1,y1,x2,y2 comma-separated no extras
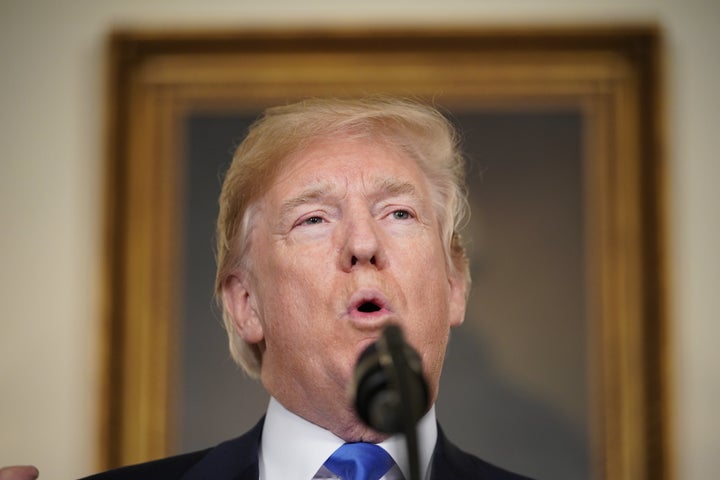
431,425,535,480
79,418,265,480
78,449,212,480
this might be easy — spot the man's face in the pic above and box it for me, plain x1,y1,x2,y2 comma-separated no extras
225,136,467,441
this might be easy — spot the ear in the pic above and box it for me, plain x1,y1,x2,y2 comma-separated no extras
222,273,265,344
447,268,468,328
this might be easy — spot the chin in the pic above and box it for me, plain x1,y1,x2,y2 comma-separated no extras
337,423,389,444
324,407,389,444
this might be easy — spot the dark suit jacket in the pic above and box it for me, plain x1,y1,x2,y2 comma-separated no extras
81,419,532,479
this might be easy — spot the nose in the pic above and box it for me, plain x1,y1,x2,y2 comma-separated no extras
339,213,387,272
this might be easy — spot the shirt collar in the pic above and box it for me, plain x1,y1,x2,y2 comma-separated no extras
260,397,437,480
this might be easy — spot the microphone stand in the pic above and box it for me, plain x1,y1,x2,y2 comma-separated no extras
376,325,423,480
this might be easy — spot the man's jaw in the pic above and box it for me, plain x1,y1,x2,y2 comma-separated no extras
320,402,390,444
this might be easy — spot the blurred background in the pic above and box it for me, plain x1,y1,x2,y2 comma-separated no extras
1,1,718,479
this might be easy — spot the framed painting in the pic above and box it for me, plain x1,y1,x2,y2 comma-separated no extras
100,26,669,480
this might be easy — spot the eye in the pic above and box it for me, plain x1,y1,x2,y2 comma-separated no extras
302,216,324,225
391,209,413,220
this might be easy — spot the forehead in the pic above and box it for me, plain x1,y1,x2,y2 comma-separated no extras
267,136,432,199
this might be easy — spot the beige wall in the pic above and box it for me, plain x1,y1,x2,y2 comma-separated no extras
1,1,718,478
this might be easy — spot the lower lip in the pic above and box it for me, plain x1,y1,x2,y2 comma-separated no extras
348,308,392,322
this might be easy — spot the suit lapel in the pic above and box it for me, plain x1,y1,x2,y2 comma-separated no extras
429,424,454,480
430,423,533,479
181,418,264,480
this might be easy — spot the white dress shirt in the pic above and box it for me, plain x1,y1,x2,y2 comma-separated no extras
259,397,437,480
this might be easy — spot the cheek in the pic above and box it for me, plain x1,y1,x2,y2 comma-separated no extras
258,245,325,297
400,240,453,363
256,261,333,339
402,244,452,309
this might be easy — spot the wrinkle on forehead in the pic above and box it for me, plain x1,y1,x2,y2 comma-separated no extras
276,134,424,187
279,174,423,213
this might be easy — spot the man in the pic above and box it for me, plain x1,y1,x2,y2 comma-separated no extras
79,97,531,479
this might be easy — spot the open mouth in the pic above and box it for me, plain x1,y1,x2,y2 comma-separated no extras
357,301,382,313
348,290,391,321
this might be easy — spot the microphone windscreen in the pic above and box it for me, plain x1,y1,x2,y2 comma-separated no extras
352,324,429,433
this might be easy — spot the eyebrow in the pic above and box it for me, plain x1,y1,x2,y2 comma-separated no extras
371,177,418,201
278,176,421,219
278,182,339,219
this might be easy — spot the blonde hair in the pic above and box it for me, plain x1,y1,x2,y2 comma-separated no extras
215,97,470,377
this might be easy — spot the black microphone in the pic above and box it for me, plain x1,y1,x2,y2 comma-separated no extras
352,324,429,480
352,324,430,434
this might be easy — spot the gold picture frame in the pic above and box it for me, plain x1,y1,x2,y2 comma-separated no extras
100,26,669,479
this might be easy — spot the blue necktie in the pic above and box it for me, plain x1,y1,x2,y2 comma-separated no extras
323,442,395,480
